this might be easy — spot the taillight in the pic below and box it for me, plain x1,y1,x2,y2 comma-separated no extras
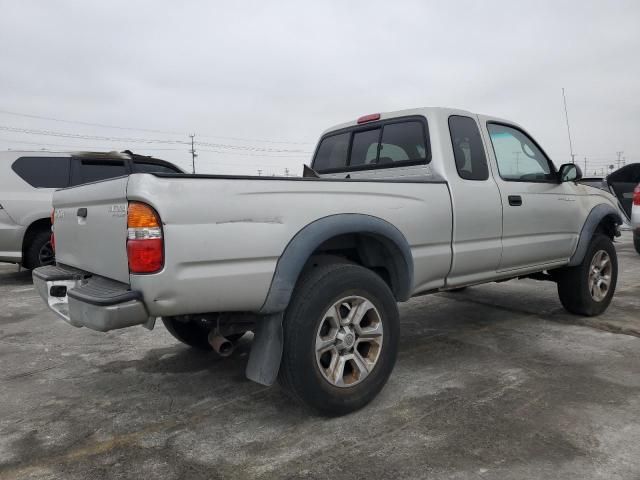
50,209,55,252
127,202,163,273
634,185,640,206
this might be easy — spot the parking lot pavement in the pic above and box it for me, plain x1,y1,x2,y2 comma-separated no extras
0,235,638,480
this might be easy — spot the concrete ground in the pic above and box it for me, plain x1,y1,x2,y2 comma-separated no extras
0,234,639,480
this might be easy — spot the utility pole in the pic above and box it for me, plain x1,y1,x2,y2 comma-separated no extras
189,134,197,174
257,169,262,176
562,88,576,164
584,157,587,173
616,151,623,170
284,168,290,177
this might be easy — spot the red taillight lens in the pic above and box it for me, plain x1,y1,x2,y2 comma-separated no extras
127,202,163,273
127,239,163,273
633,185,640,206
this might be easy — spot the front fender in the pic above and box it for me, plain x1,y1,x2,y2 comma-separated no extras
568,204,622,267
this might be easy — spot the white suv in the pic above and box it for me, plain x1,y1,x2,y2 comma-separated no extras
0,150,182,269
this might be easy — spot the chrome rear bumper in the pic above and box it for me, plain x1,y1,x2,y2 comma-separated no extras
33,265,153,332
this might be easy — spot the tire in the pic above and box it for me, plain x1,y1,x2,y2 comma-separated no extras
278,262,399,416
634,232,640,255
23,229,55,270
556,234,617,316
162,317,212,350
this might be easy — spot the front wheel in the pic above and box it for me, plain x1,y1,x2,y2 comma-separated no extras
278,262,399,416
556,234,617,316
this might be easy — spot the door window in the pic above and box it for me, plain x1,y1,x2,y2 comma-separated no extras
487,123,555,182
449,116,489,180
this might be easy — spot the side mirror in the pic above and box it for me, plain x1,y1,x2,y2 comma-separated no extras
559,163,583,183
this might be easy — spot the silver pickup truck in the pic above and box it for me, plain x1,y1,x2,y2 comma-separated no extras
34,107,623,415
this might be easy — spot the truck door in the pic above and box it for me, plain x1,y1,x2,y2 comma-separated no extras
483,122,583,271
445,115,503,286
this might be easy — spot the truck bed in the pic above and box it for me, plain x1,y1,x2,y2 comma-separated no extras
51,172,453,317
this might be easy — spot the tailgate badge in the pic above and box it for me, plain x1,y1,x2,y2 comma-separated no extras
109,205,127,217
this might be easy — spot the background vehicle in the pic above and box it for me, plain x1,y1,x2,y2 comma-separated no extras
0,150,183,269
633,185,640,254
34,108,623,415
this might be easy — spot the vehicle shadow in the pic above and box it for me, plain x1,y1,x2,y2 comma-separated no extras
0,265,33,286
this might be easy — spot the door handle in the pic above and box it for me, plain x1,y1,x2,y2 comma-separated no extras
77,208,88,218
508,195,522,206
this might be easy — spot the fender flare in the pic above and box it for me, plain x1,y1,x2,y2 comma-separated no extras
568,204,622,267
258,214,414,314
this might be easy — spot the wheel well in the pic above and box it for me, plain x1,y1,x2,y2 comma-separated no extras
22,218,51,263
302,233,404,298
595,214,618,239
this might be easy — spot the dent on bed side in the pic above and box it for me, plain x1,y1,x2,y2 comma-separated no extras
257,213,414,314
568,204,622,267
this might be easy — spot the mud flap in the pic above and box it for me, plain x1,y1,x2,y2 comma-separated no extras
245,312,283,386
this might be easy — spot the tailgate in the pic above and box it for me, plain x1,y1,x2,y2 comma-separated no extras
53,177,130,284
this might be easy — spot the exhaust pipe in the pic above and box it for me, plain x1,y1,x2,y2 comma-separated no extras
208,332,234,357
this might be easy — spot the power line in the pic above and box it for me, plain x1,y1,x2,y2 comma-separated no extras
0,108,185,136
0,124,312,153
0,107,313,145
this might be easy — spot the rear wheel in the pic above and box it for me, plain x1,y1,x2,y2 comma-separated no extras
24,229,55,269
556,234,617,316
278,262,399,416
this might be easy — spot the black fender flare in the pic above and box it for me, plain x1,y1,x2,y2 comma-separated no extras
258,213,414,314
568,204,622,267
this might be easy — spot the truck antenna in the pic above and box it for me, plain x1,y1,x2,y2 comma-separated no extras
562,88,576,164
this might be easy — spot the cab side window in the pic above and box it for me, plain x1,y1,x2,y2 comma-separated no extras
448,116,489,180
487,123,555,182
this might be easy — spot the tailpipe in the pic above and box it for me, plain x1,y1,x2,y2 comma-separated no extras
208,332,234,357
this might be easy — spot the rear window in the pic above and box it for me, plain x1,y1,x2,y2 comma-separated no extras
11,157,70,188
133,162,180,174
350,129,381,167
77,160,127,184
312,117,429,173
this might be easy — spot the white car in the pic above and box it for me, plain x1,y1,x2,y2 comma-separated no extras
33,107,623,415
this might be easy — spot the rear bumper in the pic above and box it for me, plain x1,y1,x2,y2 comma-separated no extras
33,265,152,332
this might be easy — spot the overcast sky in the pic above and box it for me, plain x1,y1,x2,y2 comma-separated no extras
1,0,638,176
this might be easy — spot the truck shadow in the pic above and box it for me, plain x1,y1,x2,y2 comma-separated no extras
0,266,33,286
